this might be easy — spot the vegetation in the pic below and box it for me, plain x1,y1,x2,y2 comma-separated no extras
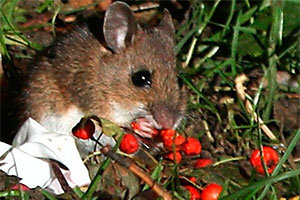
0,0,299,199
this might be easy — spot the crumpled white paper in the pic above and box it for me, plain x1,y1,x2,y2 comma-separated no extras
0,117,115,194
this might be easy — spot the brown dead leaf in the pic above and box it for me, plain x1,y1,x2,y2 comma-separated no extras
88,161,140,199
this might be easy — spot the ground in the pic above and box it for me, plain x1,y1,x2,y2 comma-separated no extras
0,0,299,199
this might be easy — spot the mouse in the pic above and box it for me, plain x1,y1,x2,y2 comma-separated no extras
16,1,186,152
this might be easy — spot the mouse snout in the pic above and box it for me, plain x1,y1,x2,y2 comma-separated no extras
152,102,182,130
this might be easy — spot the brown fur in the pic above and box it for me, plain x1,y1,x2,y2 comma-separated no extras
19,2,186,131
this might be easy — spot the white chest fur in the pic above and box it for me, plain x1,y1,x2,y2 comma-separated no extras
39,107,84,135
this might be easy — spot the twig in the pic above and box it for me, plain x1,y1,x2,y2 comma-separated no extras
50,160,80,200
235,74,277,141
101,145,172,200
202,120,214,142
286,93,300,99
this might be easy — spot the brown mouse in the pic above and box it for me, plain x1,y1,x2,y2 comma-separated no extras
17,2,186,148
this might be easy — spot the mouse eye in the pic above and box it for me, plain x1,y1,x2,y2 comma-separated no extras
131,69,152,88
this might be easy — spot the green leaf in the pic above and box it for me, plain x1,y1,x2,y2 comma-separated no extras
235,26,257,34
237,33,264,57
240,6,258,25
100,118,123,137
142,161,164,191
282,1,300,37
35,0,54,13
269,1,283,46
251,10,272,31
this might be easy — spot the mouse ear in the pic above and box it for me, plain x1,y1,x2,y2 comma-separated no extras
103,2,137,53
157,9,175,39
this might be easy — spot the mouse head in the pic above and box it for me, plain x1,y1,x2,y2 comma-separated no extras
97,2,186,132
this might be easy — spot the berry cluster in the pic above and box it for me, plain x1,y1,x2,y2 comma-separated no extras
71,118,279,200
160,129,201,164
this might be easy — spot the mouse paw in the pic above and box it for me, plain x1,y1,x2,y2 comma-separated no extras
131,118,159,138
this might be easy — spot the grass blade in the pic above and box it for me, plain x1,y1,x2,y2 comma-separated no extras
257,129,300,199
221,168,300,199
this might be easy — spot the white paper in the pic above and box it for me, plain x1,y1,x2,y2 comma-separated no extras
0,118,91,194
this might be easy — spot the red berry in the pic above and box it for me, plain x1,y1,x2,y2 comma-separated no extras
184,185,201,200
176,135,186,143
72,119,95,140
165,151,182,164
250,146,279,175
161,129,175,146
194,159,213,168
161,129,185,150
201,183,222,200
11,183,30,191
160,129,176,138
119,133,139,154
182,137,202,155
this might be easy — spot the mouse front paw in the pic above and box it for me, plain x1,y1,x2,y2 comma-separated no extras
130,118,159,138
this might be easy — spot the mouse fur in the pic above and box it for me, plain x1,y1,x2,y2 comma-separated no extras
17,2,186,145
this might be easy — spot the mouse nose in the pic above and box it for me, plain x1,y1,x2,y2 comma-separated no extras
152,102,181,129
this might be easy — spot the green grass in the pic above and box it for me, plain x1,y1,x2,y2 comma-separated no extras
175,0,299,199
1,0,299,199
0,0,42,55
